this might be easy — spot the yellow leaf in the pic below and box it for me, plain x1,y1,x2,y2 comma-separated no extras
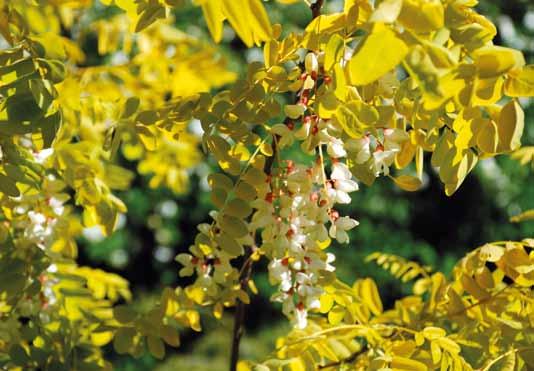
391,356,428,371
91,331,113,347
284,104,305,119
391,175,422,192
319,294,334,314
201,0,224,43
222,0,253,47
479,244,504,262
317,90,338,119
370,0,402,23
347,23,408,86
472,46,525,78
476,119,499,154
247,0,272,45
436,337,461,355
324,34,344,72
398,0,444,33
505,64,534,97
496,100,524,152
460,274,489,301
327,305,345,325
474,76,504,105
422,327,446,340
431,340,442,365
510,209,534,223
356,278,383,315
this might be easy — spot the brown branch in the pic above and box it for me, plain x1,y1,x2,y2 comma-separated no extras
311,0,325,19
318,345,368,369
229,255,254,371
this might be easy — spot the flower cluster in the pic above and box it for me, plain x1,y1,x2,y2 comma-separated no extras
248,53,360,328
252,159,358,328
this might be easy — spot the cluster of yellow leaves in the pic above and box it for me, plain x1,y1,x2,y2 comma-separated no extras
0,0,226,368
253,239,534,370
288,0,533,194
0,0,533,369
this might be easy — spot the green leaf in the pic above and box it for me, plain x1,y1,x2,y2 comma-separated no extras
216,232,244,257
219,215,249,238
135,4,166,32
113,305,137,324
225,198,252,218
235,181,257,201
160,325,180,347
0,174,20,197
113,327,136,355
122,97,140,119
9,344,29,366
6,92,44,123
147,335,165,360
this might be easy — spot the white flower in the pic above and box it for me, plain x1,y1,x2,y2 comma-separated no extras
28,211,46,225
372,129,409,176
327,137,347,158
269,258,293,292
294,306,308,329
305,52,319,74
48,196,67,216
330,162,358,204
33,148,54,164
329,216,359,244
330,162,352,181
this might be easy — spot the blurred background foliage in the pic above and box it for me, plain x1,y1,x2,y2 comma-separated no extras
73,0,534,369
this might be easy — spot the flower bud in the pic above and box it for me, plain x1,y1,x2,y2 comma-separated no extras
305,52,318,74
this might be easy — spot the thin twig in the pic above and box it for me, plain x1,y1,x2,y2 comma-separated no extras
318,345,368,369
478,347,534,371
311,0,325,19
229,253,254,371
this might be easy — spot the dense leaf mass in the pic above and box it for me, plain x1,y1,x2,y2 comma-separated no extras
0,0,532,370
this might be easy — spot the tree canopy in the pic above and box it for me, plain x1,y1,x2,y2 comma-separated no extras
0,0,533,370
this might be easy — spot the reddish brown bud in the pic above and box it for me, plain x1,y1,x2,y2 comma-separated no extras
330,209,340,221
286,229,295,238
